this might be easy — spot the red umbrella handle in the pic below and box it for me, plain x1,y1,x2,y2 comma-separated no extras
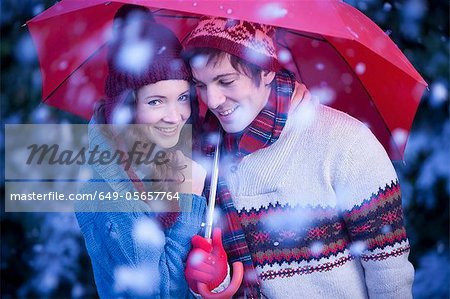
197,261,244,299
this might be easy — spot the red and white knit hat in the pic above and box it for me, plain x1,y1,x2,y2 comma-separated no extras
184,16,281,71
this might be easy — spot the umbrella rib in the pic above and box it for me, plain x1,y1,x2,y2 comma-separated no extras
43,42,109,104
326,39,403,158
42,11,200,107
286,30,327,42
153,13,200,19
151,9,201,43
276,40,304,83
334,2,425,85
281,31,327,84
151,8,200,19
287,31,401,157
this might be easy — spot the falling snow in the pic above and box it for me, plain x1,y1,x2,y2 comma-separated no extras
258,3,288,20
355,62,366,75
132,218,165,248
1,0,448,297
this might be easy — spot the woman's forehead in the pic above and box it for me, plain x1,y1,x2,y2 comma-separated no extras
137,80,190,98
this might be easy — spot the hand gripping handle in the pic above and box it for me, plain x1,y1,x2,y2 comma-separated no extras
197,261,244,299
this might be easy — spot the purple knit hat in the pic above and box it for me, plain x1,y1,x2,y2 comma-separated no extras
184,16,281,72
103,5,190,123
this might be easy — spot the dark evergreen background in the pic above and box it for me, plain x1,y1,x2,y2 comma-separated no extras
1,0,449,298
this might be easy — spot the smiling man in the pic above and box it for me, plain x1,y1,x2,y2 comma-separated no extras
183,17,414,299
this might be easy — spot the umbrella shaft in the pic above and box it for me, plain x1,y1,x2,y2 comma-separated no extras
205,133,221,239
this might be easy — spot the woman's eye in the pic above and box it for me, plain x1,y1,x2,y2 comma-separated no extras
178,94,190,102
147,99,162,106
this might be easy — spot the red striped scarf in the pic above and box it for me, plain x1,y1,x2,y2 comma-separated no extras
202,70,296,298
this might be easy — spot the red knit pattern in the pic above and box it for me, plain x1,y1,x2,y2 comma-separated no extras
235,181,409,279
361,245,410,262
345,182,401,219
252,240,350,265
259,256,355,281
184,16,281,72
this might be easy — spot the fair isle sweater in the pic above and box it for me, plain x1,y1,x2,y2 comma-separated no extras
223,97,414,298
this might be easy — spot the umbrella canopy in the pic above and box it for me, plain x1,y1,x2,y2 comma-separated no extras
27,0,427,160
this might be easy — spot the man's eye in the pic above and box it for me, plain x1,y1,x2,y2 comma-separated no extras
178,94,190,102
220,80,235,86
195,83,206,89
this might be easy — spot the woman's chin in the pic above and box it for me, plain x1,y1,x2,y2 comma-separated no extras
153,136,180,149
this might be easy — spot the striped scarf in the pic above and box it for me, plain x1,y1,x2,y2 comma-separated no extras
202,70,296,298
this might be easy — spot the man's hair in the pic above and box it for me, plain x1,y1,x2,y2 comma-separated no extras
187,48,264,87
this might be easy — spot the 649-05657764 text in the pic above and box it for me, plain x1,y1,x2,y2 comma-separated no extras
9,191,180,201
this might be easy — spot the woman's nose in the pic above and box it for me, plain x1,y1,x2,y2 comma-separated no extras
162,105,182,123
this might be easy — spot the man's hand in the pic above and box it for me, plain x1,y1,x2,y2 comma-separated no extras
185,228,228,293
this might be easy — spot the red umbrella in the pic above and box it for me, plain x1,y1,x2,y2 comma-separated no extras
27,0,426,160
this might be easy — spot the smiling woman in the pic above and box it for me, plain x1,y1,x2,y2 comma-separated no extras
74,5,206,298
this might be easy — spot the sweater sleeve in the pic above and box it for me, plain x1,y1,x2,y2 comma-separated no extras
158,194,206,298
76,188,206,298
333,124,414,299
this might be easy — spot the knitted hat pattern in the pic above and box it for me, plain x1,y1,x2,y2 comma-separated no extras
184,16,280,71
104,5,190,115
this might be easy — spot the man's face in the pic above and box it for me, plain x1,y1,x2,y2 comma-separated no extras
191,54,273,133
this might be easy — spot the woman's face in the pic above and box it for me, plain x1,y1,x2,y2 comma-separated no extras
135,80,191,148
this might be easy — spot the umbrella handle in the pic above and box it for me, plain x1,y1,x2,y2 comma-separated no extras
197,261,244,299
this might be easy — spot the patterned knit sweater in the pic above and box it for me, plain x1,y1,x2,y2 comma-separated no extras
223,97,414,298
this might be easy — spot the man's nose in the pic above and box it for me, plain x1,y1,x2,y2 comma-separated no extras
205,86,226,110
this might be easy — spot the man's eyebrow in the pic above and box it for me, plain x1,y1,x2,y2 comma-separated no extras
193,73,239,84
213,73,239,80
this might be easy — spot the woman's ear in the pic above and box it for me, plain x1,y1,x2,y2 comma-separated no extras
262,70,276,86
